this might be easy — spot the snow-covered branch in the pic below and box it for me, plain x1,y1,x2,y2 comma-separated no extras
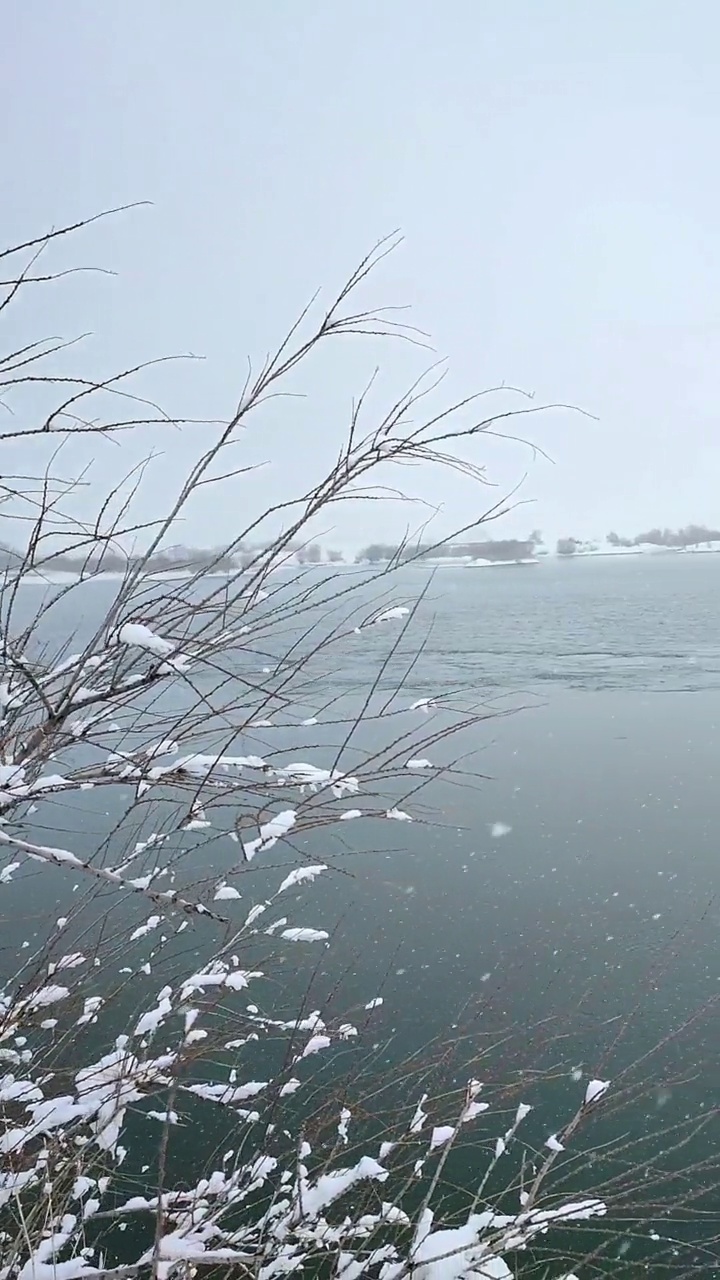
0,211,706,1280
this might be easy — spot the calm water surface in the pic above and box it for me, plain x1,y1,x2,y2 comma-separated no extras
9,554,720,1062
5,555,720,1268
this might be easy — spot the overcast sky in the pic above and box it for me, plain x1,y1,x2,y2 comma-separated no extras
3,2,720,551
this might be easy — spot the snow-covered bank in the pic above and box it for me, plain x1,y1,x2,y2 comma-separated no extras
12,542,720,587
14,569,244,586
557,539,720,560
354,556,540,568
465,557,539,568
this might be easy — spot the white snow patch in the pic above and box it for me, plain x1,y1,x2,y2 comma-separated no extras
244,809,297,862
280,927,329,943
214,883,242,900
338,1107,351,1145
489,822,511,838
277,864,327,893
298,1155,388,1220
117,622,175,657
584,1078,610,1105
430,1125,455,1150
300,1034,331,1059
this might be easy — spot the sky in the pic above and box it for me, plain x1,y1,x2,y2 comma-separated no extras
3,1,720,553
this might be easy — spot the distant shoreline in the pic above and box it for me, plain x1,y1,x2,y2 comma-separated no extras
11,545,720,585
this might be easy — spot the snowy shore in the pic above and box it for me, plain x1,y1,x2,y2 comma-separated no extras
554,540,720,559
12,541,720,585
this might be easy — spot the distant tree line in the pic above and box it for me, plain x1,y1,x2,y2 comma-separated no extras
356,533,542,564
294,544,343,564
0,540,347,574
555,525,720,556
556,537,582,556
607,524,720,549
1,530,558,571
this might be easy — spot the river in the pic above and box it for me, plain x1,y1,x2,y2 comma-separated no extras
4,553,720,1272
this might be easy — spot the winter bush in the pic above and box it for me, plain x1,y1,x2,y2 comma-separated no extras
0,212,717,1279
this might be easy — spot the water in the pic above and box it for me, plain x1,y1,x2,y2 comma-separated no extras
5,554,720,1271
322,552,720,697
